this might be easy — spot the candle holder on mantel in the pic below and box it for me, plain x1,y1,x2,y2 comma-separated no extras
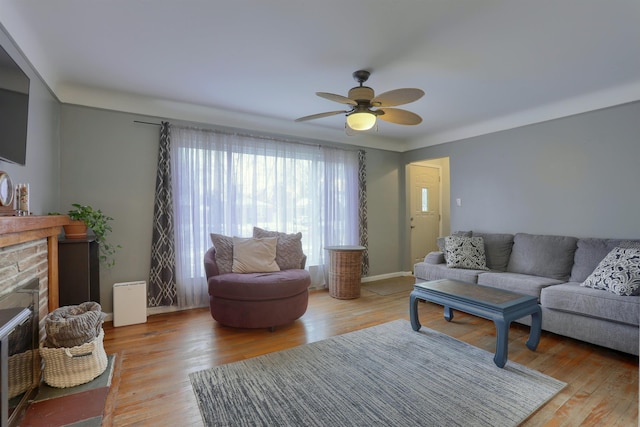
15,183,30,216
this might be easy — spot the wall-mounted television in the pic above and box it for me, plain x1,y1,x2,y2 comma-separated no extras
0,43,30,165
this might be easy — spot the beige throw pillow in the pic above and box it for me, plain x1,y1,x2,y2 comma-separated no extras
232,237,280,273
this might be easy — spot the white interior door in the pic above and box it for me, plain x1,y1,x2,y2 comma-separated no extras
409,164,441,266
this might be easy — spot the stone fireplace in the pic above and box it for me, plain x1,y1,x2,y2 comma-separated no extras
0,216,68,426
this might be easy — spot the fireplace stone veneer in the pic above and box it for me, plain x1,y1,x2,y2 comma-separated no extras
0,216,68,304
0,216,68,427
0,216,69,337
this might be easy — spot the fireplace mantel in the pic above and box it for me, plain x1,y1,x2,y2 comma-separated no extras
0,215,70,311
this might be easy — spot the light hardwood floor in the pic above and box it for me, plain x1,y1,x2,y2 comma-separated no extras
102,278,638,426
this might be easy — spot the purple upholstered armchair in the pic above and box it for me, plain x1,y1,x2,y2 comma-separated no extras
203,229,311,330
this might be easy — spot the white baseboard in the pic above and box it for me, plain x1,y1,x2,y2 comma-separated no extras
104,304,207,323
361,271,413,283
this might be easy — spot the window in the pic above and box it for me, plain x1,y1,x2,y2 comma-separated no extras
170,126,360,306
421,187,428,212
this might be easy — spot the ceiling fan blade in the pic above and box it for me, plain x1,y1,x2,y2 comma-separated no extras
377,108,422,125
295,110,347,122
316,92,357,106
371,88,424,107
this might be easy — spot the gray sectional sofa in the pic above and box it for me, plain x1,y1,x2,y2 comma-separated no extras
414,232,639,355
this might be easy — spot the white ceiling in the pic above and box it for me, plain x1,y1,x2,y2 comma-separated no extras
2,0,639,151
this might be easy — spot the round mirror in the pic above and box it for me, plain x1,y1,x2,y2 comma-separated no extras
0,172,14,207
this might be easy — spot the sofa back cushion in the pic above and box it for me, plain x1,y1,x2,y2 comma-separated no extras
472,232,514,271
507,233,578,280
570,238,625,283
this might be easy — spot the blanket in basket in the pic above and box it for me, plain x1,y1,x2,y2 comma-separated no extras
44,302,105,348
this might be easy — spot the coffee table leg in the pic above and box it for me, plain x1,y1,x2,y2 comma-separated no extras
409,292,422,331
526,306,542,351
493,318,509,368
444,306,453,322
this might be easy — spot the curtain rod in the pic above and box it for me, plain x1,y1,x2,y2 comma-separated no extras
134,120,161,126
132,120,364,153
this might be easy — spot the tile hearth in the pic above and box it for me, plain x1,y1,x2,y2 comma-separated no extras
19,354,115,427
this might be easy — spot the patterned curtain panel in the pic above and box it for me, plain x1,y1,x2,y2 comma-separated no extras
358,150,369,276
148,121,177,307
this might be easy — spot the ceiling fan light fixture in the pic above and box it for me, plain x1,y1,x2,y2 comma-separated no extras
295,70,423,132
346,112,376,131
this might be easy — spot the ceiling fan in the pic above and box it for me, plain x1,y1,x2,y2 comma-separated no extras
295,70,424,132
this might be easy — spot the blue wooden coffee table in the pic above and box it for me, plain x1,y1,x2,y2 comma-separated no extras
410,279,542,368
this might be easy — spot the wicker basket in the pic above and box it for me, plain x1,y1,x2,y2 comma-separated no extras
8,349,38,398
328,249,363,299
39,329,107,388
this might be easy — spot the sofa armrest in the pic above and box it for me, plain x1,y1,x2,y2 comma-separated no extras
424,251,445,265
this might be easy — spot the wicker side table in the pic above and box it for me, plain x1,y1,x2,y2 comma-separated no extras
325,246,366,299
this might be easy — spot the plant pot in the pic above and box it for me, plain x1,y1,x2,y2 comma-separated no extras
63,220,88,239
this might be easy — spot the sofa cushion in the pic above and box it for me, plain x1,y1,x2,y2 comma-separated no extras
542,282,640,326
413,262,483,284
231,237,280,273
570,238,625,283
423,251,445,264
472,232,514,271
445,236,489,270
582,247,640,296
620,240,640,249
210,233,234,274
477,272,562,299
507,233,578,280
253,227,305,270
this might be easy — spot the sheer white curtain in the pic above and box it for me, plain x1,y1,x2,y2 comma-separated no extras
171,126,360,308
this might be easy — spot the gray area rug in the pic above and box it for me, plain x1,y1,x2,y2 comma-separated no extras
190,320,565,426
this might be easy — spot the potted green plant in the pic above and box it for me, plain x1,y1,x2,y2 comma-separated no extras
63,204,120,267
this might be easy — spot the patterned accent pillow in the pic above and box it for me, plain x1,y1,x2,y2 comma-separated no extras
253,227,305,270
209,233,234,274
444,236,489,270
437,231,472,261
582,247,640,296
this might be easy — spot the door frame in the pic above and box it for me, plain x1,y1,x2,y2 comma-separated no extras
405,157,450,271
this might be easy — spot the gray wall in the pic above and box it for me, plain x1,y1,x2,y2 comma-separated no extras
0,27,60,214
60,104,404,312
365,149,406,275
60,106,159,312
63,100,640,306
403,101,640,262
